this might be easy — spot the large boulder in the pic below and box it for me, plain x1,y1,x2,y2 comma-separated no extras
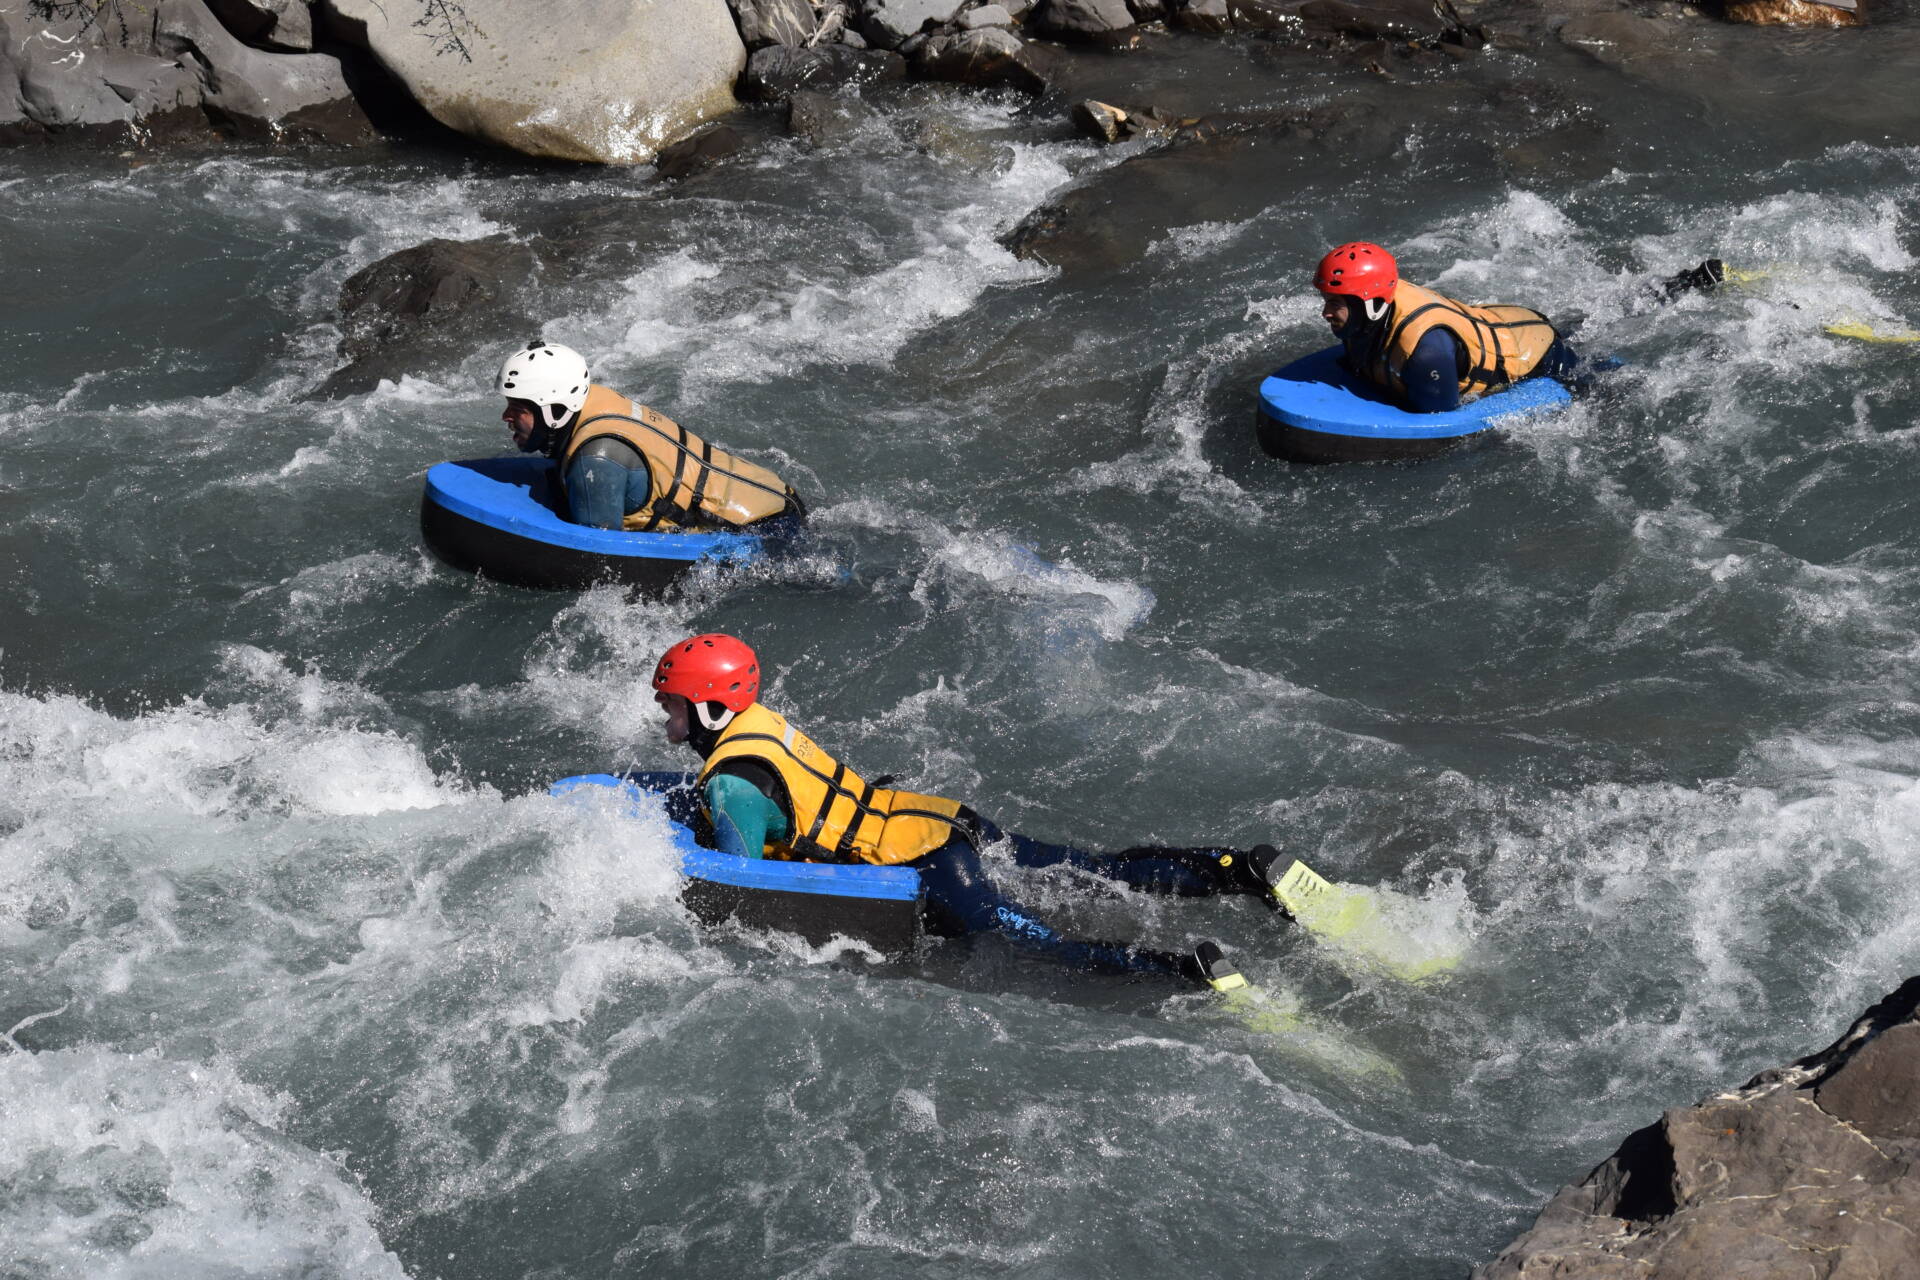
0,0,370,144
323,0,745,164
1475,976,1920,1279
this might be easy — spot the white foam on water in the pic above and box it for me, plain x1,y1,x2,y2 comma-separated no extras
0,1047,407,1279
1472,732,1920,1089
927,532,1156,642
554,139,1068,399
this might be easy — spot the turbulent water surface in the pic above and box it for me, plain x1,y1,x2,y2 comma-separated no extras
5,16,1920,1280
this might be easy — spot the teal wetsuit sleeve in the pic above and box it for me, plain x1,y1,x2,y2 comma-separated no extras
703,773,783,860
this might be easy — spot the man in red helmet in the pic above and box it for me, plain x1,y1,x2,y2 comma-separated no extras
649,633,1304,993
1313,242,1580,413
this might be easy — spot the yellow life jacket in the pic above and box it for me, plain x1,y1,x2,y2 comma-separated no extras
697,703,967,866
1364,280,1558,402
557,386,793,532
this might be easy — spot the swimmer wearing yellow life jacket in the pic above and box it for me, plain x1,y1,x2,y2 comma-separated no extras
650,633,1321,994
1313,242,1582,413
496,341,805,534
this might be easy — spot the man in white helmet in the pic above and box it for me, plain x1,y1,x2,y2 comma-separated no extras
497,341,805,534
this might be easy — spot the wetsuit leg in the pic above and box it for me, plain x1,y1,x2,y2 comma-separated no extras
1001,831,1257,898
914,829,1188,979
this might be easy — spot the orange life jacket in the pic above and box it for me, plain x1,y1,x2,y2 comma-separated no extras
557,386,793,532
1363,281,1558,402
697,703,968,866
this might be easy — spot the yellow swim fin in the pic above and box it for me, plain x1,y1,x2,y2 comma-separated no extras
1251,849,1463,983
1188,949,1405,1085
1823,320,1920,344
1717,265,1916,343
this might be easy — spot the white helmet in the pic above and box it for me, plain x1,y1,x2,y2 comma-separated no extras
497,340,591,429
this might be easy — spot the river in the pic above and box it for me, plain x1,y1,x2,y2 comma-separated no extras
4,13,1919,1278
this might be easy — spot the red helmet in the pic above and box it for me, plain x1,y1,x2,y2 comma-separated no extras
1314,242,1398,300
652,634,760,712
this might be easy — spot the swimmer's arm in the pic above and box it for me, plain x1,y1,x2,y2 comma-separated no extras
564,455,631,529
703,772,779,859
1401,328,1464,413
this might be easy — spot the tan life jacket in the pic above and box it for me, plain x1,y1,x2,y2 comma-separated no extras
697,703,968,866
557,386,793,532
1365,281,1558,402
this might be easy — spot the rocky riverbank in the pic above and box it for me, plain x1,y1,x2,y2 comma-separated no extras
1475,976,1920,1279
1,0,1892,162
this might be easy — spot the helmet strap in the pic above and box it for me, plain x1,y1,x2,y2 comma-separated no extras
694,702,736,732
1362,296,1390,323
539,402,574,431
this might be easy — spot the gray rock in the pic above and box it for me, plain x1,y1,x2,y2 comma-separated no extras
203,0,313,52
960,4,1016,28
858,0,968,48
1475,976,1920,1280
153,0,368,140
739,43,908,102
913,26,1049,93
326,0,743,163
1172,0,1233,31
0,0,369,143
1126,0,1169,20
728,0,819,49
1031,0,1136,39
318,235,541,399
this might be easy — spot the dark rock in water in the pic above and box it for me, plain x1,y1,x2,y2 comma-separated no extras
653,124,745,179
740,44,909,102
1475,976,1920,1279
1298,0,1450,43
786,89,876,146
914,28,1051,94
858,0,969,48
2,0,373,146
1004,109,1369,274
728,0,820,48
1126,0,1171,21
1223,0,1303,32
1169,0,1301,32
1031,0,1138,40
316,237,540,399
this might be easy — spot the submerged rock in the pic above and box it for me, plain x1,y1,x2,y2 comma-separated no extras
317,236,540,399
1476,976,1920,1279
324,0,744,163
